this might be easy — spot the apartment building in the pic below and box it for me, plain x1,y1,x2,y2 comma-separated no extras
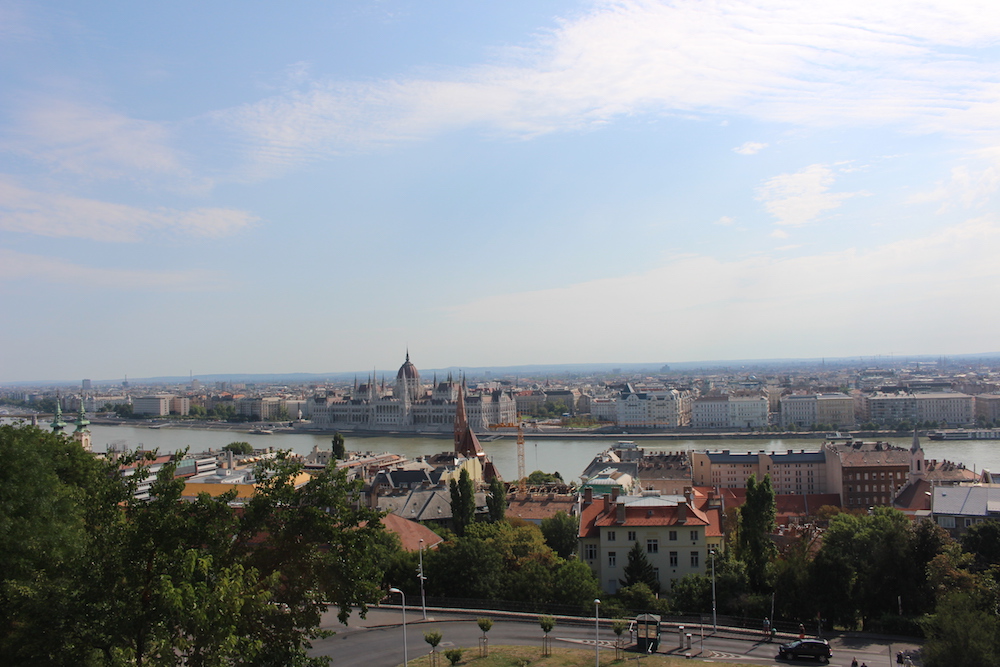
690,450,830,495
616,388,692,428
692,395,729,429
578,489,715,594
976,394,1000,423
133,395,172,416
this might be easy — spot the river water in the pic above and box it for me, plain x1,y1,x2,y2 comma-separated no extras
85,424,1000,482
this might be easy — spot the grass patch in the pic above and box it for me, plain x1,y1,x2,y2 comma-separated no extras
397,645,757,667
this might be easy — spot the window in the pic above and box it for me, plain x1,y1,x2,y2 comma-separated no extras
627,531,636,542
647,539,659,554
690,530,699,542
608,551,617,567
938,516,956,528
691,551,700,567
607,530,616,542
585,544,597,560
669,551,678,567
669,530,677,541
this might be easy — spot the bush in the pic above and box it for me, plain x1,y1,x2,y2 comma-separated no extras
444,649,463,665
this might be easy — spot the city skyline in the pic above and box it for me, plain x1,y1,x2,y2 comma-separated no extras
2,1,999,382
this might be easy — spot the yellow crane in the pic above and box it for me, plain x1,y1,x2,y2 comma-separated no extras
488,421,527,493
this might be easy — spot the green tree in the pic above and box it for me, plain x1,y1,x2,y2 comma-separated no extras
424,629,443,650
526,470,563,485
449,469,476,536
620,541,659,594
961,518,1000,569
736,474,777,592
922,589,1000,667
486,477,506,523
331,432,346,460
223,441,253,455
540,510,579,559
113,402,134,419
444,648,463,665
813,507,921,629
539,615,555,633
616,582,663,613
550,558,602,607
425,537,504,599
0,423,387,666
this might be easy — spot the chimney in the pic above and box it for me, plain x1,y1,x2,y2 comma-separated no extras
604,494,612,514
611,486,620,502
677,502,688,523
584,487,593,505
616,502,626,524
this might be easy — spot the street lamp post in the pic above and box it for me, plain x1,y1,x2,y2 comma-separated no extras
710,549,717,633
389,587,407,667
418,539,427,620
594,598,601,667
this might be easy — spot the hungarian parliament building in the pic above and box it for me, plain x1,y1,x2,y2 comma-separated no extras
307,353,517,433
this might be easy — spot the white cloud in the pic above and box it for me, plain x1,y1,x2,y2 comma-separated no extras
734,142,768,155
770,229,789,239
756,164,862,226
215,0,1000,172
0,178,258,241
2,99,188,181
444,215,1000,361
909,155,1000,210
715,216,736,226
0,247,217,290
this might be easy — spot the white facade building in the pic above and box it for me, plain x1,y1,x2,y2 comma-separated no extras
616,387,692,428
729,395,769,429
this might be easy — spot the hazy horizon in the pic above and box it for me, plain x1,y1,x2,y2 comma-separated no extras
5,350,999,387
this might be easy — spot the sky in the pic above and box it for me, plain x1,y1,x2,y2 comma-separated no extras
2,0,1000,383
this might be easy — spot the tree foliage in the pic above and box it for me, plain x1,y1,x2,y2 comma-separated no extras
736,474,777,592
448,469,476,537
0,423,386,666
331,432,346,460
620,541,659,595
486,477,506,523
526,470,563,485
223,441,253,455
540,511,579,559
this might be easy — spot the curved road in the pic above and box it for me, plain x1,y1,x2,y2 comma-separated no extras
309,608,921,667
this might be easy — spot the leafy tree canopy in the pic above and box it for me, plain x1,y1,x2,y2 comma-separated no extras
0,423,386,667
540,511,579,559
223,441,253,455
620,541,660,595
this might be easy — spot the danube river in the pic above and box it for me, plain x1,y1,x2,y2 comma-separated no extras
85,424,1000,482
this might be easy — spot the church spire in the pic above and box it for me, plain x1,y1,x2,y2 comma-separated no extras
454,381,467,449
73,402,92,452
50,394,67,433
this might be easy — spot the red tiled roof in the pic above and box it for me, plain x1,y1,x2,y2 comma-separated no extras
377,514,443,552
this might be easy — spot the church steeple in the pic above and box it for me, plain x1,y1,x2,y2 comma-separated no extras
73,402,92,452
50,394,67,433
910,429,925,480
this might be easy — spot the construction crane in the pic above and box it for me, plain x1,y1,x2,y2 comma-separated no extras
488,421,527,493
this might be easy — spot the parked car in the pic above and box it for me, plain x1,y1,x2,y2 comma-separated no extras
778,638,832,662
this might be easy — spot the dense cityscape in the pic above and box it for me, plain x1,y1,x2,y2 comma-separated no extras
4,353,1000,664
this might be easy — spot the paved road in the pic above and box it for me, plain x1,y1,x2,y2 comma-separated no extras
309,608,921,667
